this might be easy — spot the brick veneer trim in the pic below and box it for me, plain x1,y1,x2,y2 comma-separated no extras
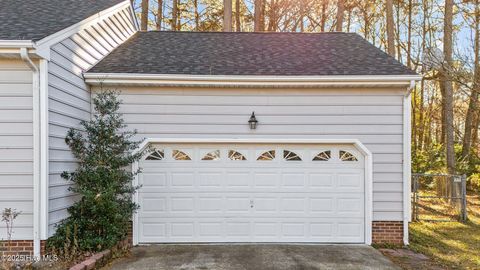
0,240,46,256
372,221,403,245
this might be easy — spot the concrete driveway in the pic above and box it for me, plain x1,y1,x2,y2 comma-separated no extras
102,245,400,270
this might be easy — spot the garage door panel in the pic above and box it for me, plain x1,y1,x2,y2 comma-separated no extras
198,222,223,237
171,172,195,187
138,143,365,243
254,172,278,187
282,173,306,187
198,197,223,213
198,172,223,187
227,172,251,187
140,173,167,187
309,173,334,187
138,218,364,243
141,197,167,213
170,197,195,213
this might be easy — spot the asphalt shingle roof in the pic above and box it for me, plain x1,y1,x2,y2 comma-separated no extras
89,31,416,76
0,0,125,41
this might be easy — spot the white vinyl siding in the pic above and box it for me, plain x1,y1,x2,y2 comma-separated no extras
92,87,406,221
0,59,34,240
47,6,137,236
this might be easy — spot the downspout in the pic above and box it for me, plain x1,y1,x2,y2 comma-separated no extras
20,48,41,257
403,79,415,245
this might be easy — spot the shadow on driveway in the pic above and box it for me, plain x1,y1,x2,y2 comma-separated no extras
102,244,400,270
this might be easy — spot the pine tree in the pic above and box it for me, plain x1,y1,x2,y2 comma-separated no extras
47,90,143,252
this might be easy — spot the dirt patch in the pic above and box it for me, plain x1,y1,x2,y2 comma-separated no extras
380,248,446,270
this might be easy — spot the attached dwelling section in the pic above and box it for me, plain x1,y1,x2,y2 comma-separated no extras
0,59,35,241
0,0,138,256
86,31,421,245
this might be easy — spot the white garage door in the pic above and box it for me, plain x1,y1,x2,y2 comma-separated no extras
137,143,365,243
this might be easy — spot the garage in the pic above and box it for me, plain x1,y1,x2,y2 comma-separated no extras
135,141,369,244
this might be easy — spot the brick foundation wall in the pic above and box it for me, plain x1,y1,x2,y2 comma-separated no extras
0,240,46,256
372,221,403,245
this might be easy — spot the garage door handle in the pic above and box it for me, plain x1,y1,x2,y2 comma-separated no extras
250,200,254,208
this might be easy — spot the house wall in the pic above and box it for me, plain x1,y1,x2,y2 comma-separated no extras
91,86,407,221
47,6,137,236
0,59,34,240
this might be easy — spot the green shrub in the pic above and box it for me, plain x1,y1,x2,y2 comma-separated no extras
47,90,143,253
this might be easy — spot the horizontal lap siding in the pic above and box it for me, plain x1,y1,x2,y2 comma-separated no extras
0,60,34,239
47,6,137,236
97,87,405,221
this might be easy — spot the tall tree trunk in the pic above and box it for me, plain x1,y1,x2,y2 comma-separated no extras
223,0,233,32
418,0,428,151
462,0,480,160
386,0,395,57
171,0,177,30
254,0,264,31
472,112,480,149
141,0,149,31
267,0,277,31
194,0,199,30
346,7,352,32
335,0,344,32
320,0,328,32
156,0,163,30
395,3,402,61
407,0,413,67
235,0,241,32
443,0,455,174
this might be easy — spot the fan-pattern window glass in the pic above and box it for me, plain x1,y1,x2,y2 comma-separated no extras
339,150,358,161
202,150,221,161
313,150,331,161
228,150,247,160
145,149,164,160
257,150,275,161
172,150,192,160
283,150,302,161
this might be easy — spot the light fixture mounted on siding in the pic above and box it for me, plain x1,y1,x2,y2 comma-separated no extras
248,112,258,130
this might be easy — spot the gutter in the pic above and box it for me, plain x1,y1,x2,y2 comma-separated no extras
84,73,423,88
0,40,34,48
20,48,42,257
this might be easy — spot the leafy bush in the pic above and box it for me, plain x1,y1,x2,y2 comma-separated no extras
412,142,480,192
47,90,143,253
468,172,480,192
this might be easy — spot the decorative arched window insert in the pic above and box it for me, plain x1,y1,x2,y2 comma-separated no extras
202,150,221,161
283,150,302,161
339,150,358,161
257,150,275,161
172,150,192,160
313,150,331,161
228,150,247,160
145,149,164,160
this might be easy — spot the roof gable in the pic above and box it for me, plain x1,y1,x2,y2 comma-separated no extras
88,31,416,76
0,0,126,41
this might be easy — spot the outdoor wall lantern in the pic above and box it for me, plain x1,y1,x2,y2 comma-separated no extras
248,112,258,130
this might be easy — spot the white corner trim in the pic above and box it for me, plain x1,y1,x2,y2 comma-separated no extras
84,73,422,88
20,48,41,256
131,138,374,245
403,93,413,245
34,0,131,60
39,59,49,240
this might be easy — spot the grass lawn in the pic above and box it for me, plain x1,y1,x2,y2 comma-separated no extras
409,193,480,269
